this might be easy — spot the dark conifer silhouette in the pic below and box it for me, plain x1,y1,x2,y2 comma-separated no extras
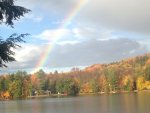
0,0,30,67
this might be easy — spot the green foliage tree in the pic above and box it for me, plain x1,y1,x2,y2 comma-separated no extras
49,80,56,94
7,71,31,99
9,80,22,99
8,73,23,99
90,79,99,93
56,79,64,93
65,79,79,95
56,78,79,96
0,0,30,67
40,79,49,91
0,77,9,92
35,69,46,79
145,64,150,81
123,79,131,91
105,68,118,92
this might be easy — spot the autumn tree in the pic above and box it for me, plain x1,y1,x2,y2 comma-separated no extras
0,0,30,67
90,79,99,93
0,76,9,95
98,75,109,93
80,82,92,93
145,64,150,80
121,75,134,91
105,68,119,92
136,76,145,90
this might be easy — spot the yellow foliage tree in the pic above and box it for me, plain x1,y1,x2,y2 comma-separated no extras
0,91,10,99
3,91,10,99
137,77,145,90
80,83,92,93
144,81,150,90
121,75,133,91
99,75,109,93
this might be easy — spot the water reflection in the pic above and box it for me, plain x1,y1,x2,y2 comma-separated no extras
137,91,150,113
112,93,138,113
0,92,149,113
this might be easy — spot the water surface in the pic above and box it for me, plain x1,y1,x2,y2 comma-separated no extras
0,92,150,113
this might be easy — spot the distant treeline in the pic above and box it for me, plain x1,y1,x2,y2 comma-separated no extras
0,54,150,99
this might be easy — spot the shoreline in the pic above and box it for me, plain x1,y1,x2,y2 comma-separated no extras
1,90,150,101
27,90,150,99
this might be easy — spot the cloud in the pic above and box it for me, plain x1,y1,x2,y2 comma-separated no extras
32,27,93,44
4,0,149,73
5,38,148,71
32,26,117,45
72,26,117,41
13,13,43,24
14,44,41,62
17,0,150,35
77,0,150,34
7,44,45,69
24,14,43,22
33,28,72,42
138,38,150,49
16,0,150,48
16,0,79,18
46,38,148,67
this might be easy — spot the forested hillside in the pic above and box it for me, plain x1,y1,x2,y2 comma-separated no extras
0,54,150,99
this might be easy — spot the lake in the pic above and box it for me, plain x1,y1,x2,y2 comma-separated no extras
0,92,150,113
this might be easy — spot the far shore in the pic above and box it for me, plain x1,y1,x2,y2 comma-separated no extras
1,90,149,101
27,90,150,99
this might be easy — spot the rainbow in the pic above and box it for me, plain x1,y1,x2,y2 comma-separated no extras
32,0,88,73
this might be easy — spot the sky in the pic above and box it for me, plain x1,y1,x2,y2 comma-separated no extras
1,0,150,74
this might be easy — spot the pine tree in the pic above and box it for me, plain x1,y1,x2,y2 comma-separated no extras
0,0,30,67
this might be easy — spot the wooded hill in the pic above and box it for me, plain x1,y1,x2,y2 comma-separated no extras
0,53,150,99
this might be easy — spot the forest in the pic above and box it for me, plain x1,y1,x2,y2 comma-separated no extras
0,53,150,100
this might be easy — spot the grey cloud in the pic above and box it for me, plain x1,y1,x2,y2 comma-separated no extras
17,0,79,14
2,38,148,73
45,38,148,68
17,0,150,34
77,0,150,34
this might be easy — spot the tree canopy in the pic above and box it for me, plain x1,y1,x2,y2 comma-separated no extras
0,0,30,67
0,54,150,99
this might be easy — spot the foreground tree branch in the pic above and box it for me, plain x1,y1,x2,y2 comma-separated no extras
0,0,31,67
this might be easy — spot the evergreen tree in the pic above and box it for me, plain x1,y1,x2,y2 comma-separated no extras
0,0,30,67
